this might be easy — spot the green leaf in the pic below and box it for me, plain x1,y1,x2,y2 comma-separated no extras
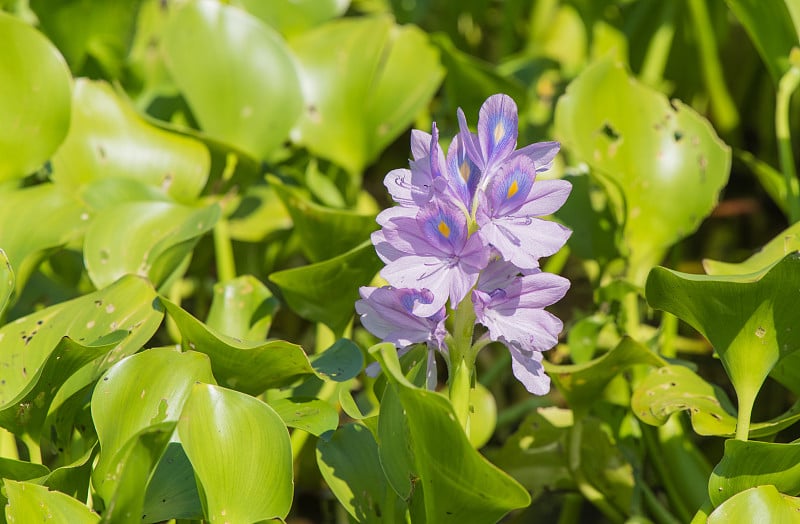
290,15,444,174
736,149,789,216
269,241,382,335
141,442,203,523
703,221,800,275
177,383,293,522
372,343,531,523
4,479,99,523
309,338,365,382
317,423,406,523
162,298,344,394
0,183,88,293
709,440,800,507
723,0,800,82
29,0,139,78
467,382,497,449
270,178,378,263
83,201,220,289
0,11,72,181
234,0,349,36
51,80,210,204
707,485,800,523
554,58,731,284
546,337,667,415
91,348,216,501
227,184,293,242
0,275,163,432
0,249,13,317
162,0,303,160
205,275,279,341
268,397,338,437
646,253,800,409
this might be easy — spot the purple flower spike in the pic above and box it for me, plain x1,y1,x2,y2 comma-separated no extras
473,271,569,394
457,94,519,178
476,156,572,269
379,201,488,315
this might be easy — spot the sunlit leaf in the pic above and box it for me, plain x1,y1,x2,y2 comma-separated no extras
0,11,72,182
709,439,800,507
290,15,444,174
83,201,219,289
0,184,88,294
0,276,163,436
555,58,731,284
51,80,210,204
646,253,800,408
703,221,800,275
546,337,667,415
268,397,338,437
205,275,279,341
707,485,800,523
163,0,303,159
0,249,13,317
372,343,530,523
271,178,377,263
227,184,292,242
467,382,497,449
269,241,382,335
723,0,800,82
234,0,349,36
162,298,354,394
91,348,216,501
178,383,293,522
4,479,99,523
317,423,406,523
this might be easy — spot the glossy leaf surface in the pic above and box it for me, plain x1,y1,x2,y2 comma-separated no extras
707,485,800,523
205,275,279,341
177,383,293,522
0,12,72,182
4,480,99,523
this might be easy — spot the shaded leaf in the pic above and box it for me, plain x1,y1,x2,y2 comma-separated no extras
269,241,382,335
317,423,406,523
290,15,444,174
51,80,210,204
0,11,72,181
372,343,530,523
178,383,293,522
227,184,293,242
163,0,303,159
83,201,219,289
141,442,203,523
554,58,730,283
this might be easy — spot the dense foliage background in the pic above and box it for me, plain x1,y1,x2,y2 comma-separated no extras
2,0,800,522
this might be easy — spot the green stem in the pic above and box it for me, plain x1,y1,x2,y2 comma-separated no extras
213,219,236,282
622,291,640,339
640,0,677,87
0,427,19,460
689,500,714,524
448,294,478,434
735,388,755,441
543,245,571,276
556,493,583,524
21,434,41,464
687,0,740,134
776,60,800,223
641,423,692,522
449,359,472,435
659,312,679,359
641,482,682,524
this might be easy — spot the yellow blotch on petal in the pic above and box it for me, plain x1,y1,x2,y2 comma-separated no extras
493,122,505,143
459,160,470,182
506,180,519,199
438,220,451,238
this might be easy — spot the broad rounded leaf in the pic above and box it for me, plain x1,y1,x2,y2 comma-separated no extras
554,58,730,283
703,221,800,276
707,485,800,523
141,442,203,524
4,480,99,523
709,440,800,507
177,383,293,522
163,0,303,159
317,423,406,523
269,241,382,335
0,11,72,181
51,80,210,204
372,343,531,523
646,253,800,408
268,397,339,437
92,348,216,499
467,382,497,449
235,0,349,36
83,201,220,289
290,16,444,174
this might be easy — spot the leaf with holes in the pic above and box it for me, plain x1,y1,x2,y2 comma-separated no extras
554,58,730,284
83,201,220,289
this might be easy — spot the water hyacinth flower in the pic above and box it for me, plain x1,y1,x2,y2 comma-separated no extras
358,93,572,396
